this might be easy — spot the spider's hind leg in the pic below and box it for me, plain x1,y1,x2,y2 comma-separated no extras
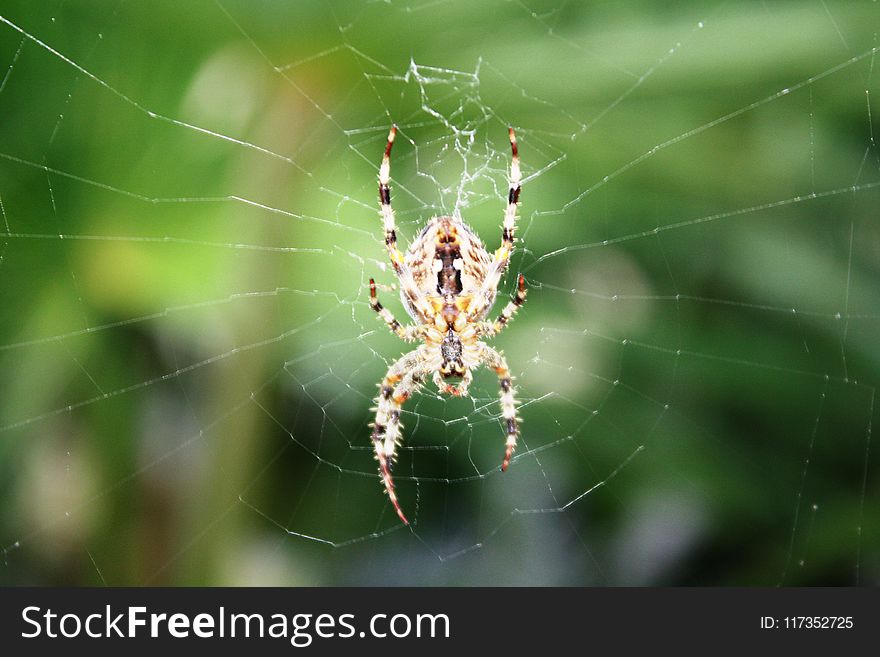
378,126,399,251
501,127,522,257
491,127,522,276
467,128,523,322
376,127,435,322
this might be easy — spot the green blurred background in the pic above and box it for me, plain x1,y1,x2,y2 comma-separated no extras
0,0,878,585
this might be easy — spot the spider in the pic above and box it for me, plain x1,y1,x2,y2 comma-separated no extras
368,125,527,525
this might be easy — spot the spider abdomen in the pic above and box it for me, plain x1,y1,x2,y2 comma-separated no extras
401,216,496,323
437,248,463,296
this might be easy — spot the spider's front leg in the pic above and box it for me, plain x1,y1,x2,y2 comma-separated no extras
372,350,427,525
479,344,520,471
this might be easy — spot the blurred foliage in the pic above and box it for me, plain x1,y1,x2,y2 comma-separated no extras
0,0,878,585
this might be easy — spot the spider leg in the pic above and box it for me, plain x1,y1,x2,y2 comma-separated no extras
369,278,421,342
377,126,434,322
479,343,520,471
468,127,522,320
372,350,427,525
476,273,527,338
500,127,522,261
378,126,399,252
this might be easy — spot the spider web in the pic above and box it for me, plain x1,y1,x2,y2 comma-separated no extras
0,0,878,585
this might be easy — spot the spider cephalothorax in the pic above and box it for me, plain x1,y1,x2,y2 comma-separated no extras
368,126,527,524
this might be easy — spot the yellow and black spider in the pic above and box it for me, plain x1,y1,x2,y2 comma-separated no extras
368,126,527,525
